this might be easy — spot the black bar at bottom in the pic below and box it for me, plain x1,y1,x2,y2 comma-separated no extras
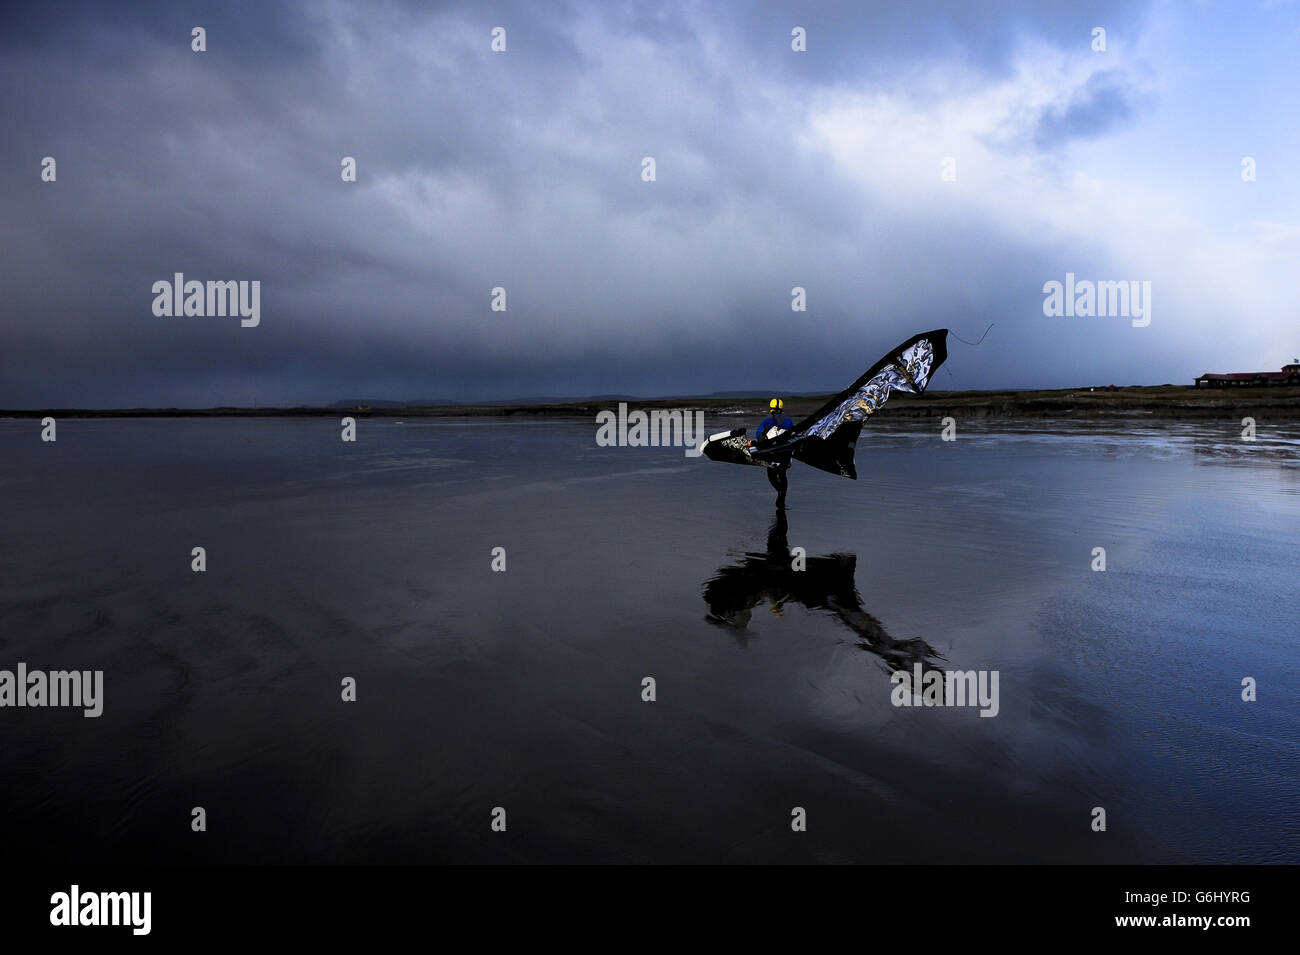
3,864,1283,941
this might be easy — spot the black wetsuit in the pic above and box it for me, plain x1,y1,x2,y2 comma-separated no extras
756,414,793,505
766,461,788,504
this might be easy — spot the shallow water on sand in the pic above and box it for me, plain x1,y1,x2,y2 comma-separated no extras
1,416,1297,863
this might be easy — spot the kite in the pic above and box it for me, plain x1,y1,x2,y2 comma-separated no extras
700,328,949,480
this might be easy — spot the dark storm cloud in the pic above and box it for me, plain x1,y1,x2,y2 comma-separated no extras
1,0,1167,408
0,0,327,66
704,0,1146,81
1032,69,1145,149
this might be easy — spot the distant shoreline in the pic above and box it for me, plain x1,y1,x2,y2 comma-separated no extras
4,384,1299,420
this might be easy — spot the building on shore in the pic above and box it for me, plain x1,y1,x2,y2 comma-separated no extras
1195,361,1300,388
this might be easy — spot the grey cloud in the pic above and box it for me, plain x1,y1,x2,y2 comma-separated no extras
1033,69,1146,148
703,0,1149,82
2,0,1203,409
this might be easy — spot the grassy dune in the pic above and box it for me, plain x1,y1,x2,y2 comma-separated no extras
6,384,1299,420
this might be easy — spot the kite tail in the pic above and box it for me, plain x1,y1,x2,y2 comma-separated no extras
792,420,863,479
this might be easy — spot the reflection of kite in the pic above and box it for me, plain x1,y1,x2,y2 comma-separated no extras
701,510,941,674
700,329,948,479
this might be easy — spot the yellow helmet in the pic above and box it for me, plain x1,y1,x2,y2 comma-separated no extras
769,398,784,411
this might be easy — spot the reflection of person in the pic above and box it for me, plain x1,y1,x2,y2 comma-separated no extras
701,509,940,674
754,398,794,506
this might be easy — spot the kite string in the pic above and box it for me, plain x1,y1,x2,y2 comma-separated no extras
950,322,994,346
941,323,993,388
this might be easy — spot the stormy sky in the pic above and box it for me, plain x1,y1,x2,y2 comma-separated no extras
2,0,1298,407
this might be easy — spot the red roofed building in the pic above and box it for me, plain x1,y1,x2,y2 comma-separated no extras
1195,361,1300,388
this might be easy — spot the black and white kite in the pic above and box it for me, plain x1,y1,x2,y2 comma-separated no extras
700,328,948,479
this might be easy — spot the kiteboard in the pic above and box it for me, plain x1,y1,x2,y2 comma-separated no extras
701,427,779,468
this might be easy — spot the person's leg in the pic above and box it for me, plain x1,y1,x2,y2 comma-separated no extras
767,465,788,506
